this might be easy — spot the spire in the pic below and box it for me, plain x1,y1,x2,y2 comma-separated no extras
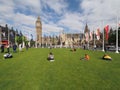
37,16,41,22
84,23,89,33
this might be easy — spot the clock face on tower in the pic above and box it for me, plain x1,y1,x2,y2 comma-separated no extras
36,22,40,27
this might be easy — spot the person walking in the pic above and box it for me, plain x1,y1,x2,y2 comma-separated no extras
26,44,29,50
13,44,17,52
1,44,4,53
19,44,22,52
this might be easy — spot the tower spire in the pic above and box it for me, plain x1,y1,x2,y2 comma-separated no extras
84,23,89,33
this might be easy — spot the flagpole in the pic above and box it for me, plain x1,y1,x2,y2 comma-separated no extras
115,16,119,53
102,21,104,52
15,29,18,46
15,31,16,45
88,30,90,50
0,26,2,44
8,28,10,45
93,30,95,48
35,33,38,48
59,30,62,48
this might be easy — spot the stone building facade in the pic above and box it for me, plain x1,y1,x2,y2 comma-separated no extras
59,33,83,47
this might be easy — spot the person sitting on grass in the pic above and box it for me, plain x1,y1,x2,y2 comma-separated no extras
80,54,90,60
73,48,76,51
102,54,112,60
47,52,54,61
70,48,76,52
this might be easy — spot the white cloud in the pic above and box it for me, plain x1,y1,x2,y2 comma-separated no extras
15,0,41,14
0,0,38,37
0,0,120,40
58,12,84,33
80,0,120,26
13,13,36,26
0,0,14,14
0,0,15,24
42,22,63,35
41,0,68,14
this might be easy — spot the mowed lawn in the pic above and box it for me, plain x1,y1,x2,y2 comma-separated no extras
0,48,120,90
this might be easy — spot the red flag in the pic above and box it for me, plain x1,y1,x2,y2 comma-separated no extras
104,25,109,40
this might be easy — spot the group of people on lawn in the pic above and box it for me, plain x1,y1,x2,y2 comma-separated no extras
1,43,29,53
1,43,29,59
1,43,112,60
47,48,112,62
1,44,16,53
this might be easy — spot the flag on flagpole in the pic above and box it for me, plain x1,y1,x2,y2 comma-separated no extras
96,28,100,40
85,32,89,42
2,32,5,37
118,22,120,27
90,32,93,41
104,25,109,40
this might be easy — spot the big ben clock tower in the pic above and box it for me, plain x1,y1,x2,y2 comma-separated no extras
35,16,42,47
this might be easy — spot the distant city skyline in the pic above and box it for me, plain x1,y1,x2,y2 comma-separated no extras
0,0,120,40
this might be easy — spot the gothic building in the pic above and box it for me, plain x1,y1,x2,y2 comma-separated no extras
59,32,83,47
35,16,42,47
81,23,90,44
34,16,90,48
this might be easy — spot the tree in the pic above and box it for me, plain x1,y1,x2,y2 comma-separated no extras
15,35,26,45
108,27,120,46
108,28,115,45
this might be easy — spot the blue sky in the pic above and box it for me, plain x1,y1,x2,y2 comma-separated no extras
0,0,120,40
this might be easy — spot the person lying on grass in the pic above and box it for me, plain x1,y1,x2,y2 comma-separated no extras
3,53,13,59
80,54,90,60
102,54,112,60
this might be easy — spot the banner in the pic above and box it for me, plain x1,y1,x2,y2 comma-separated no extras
85,32,89,42
96,28,100,40
104,25,109,40
2,32,6,37
90,32,93,41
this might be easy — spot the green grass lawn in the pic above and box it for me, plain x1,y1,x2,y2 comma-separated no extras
0,48,120,90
